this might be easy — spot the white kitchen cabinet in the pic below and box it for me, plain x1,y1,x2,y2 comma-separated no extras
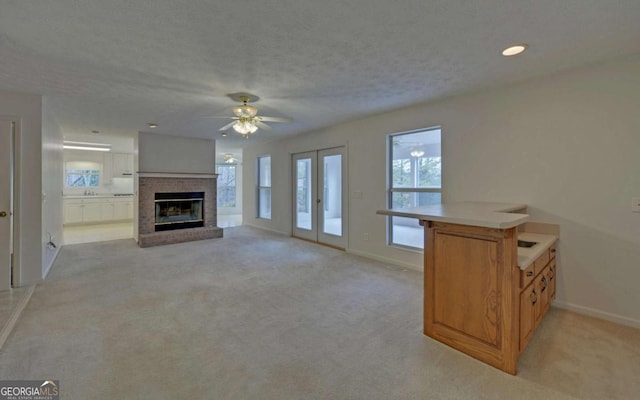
64,202,84,224
114,199,133,220
64,197,134,224
82,202,102,223
102,153,114,184
101,202,115,220
112,153,133,176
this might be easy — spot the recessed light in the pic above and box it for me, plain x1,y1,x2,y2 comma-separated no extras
148,123,158,128
502,44,527,56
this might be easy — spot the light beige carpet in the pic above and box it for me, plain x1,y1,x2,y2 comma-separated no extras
0,226,638,399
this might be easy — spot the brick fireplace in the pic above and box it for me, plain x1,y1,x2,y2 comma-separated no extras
138,173,223,247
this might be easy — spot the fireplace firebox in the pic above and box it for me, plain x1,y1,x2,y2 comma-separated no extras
155,192,204,232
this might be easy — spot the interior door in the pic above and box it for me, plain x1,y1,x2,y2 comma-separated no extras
0,120,14,290
292,147,346,249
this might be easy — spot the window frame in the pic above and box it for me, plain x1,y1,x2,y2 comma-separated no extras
387,126,442,250
257,155,272,220
64,169,101,188
216,164,237,208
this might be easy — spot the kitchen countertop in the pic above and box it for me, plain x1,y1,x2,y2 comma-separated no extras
376,202,529,229
63,194,133,199
517,232,558,270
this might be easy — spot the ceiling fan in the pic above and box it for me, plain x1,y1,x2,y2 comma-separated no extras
211,93,292,136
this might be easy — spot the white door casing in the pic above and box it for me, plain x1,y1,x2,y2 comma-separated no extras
0,119,14,290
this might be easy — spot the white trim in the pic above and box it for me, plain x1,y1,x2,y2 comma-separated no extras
42,245,61,279
0,285,35,350
346,248,422,272
137,172,218,179
553,300,640,329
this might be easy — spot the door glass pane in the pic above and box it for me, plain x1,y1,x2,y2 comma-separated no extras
322,154,342,236
296,158,312,230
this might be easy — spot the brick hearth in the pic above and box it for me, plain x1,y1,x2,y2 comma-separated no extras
138,175,223,247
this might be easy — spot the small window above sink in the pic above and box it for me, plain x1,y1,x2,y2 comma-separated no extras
517,240,538,248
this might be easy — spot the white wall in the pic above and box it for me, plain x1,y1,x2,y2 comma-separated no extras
139,132,215,173
243,54,640,327
42,97,64,278
0,89,43,285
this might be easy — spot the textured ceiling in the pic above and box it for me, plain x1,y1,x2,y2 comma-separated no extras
1,0,640,156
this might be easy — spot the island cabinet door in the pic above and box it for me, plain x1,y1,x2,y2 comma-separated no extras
547,259,557,300
520,284,537,353
424,222,519,374
534,268,550,326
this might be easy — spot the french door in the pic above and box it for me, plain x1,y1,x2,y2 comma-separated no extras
292,147,346,249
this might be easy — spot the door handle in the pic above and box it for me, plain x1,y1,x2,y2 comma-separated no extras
0,211,7,217
317,199,321,204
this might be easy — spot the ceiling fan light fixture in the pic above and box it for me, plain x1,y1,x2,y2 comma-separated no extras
233,105,258,118
233,119,258,134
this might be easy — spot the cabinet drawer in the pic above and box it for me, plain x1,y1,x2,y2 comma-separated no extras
520,263,535,288
534,249,550,276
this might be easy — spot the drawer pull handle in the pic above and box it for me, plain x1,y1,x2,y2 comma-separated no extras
541,276,547,292
526,271,533,277
550,248,556,253
531,290,538,305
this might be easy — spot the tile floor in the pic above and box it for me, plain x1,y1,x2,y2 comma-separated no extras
64,214,241,245
217,213,242,228
63,221,133,245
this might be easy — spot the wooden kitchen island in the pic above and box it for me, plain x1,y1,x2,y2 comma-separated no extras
378,202,558,374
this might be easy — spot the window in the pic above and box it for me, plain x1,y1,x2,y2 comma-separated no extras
65,161,101,187
216,164,237,208
388,127,442,249
257,155,271,219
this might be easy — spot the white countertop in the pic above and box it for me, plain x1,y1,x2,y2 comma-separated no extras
377,202,529,229
64,194,133,199
517,232,558,270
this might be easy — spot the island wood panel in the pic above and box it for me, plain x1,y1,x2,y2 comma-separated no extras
424,221,519,375
432,232,500,347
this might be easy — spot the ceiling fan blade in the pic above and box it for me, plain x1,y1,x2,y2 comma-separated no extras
219,121,236,131
256,116,292,123
255,121,272,131
202,116,238,119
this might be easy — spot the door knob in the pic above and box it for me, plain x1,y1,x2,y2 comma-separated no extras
0,211,7,217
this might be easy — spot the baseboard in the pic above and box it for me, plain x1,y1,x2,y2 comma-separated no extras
553,300,640,329
42,245,61,279
0,285,35,350
346,249,422,272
